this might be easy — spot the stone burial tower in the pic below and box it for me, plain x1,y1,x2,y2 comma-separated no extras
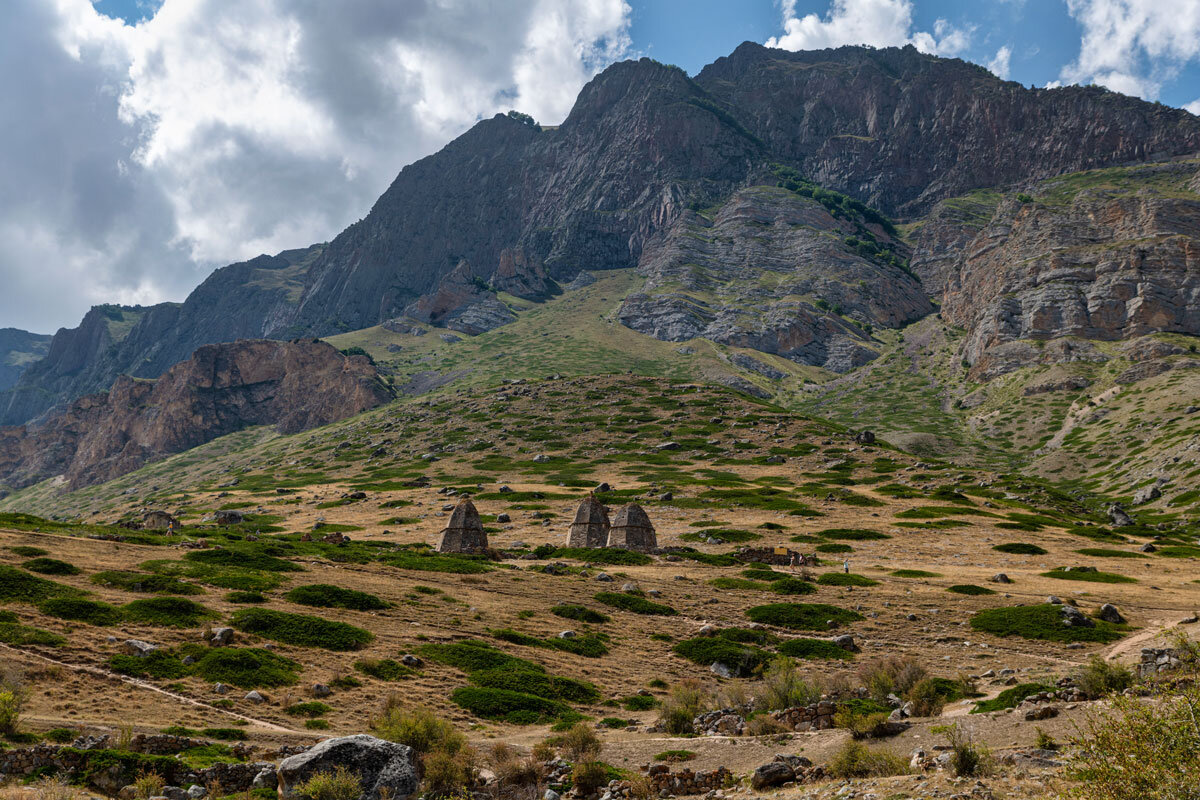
567,494,610,548
606,503,657,551
437,498,489,553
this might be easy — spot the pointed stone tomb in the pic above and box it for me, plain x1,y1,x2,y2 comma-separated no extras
606,503,657,552
567,494,610,548
437,498,489,553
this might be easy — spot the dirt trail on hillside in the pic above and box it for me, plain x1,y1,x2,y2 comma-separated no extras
0,642,303,735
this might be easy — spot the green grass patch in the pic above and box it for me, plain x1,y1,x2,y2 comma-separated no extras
21,558,79,576
550,548,652,566
816,573,878,587
594,592,677,616
815,528,890,541
91,571,204,595
122,597,217,628
449,686,571,724
184,548,304,572
0,622,65,646
890,569,940,578
776,638,855,660
1040,569,1136,584
993,543,1048,555
946,585,996,596
230,608,374,651
672,638,769,676
769,577,817,595
970,604,1126,643
355,659,416,681
971,682,1058,714
38,598,123,626
0,565,81,604
550,604,610,624
379,550,494,574
225,591,266,603
815,543,852,553
745,603,863,630
1075,548,1144,559
284,584,389,611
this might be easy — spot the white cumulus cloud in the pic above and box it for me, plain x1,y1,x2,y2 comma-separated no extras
1187,99,1200,115
766,0,971,57
1058,0,1200,100
0,0,631,333
987,45,1012,79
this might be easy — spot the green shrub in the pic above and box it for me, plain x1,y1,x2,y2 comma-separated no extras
827,740,908,778
1074,655,1134,699
284,584,389,611
760,657,822,710
305,719,331,730
993,543,1047,555
1067,679,1200,799
108,650,189,680
946,584,995,595
379,550,493,574
0,565,79,603
92,571,204,595
201,727,246,740
672,638,768,676
971,683,1058,713
286,701,332,718
657,679,709,734
294,765,360,800
418,640,519,672
184,549,302,572
1041,569,1137,584
8,547,47,557
550,604,609,624
450,687,570,724
970,604,1125,643
816,543,853,553
777,638,855,660
621,695,658,711
594,592,677,616
891,569,940,578
471,664,599,704
21,558,79,576
935,722,992,777
225,591,266,604
369,704,465,757
355,659,416,681
769,577,817,595
43,728,76,743
817,529,890,541
550,548,651,566
746,603,863,630
191,647,299,688
230,608,373,651
1076,548,1143,559
122,597,217,628
707,578,767,591
654,750,696,763
817,573,878,587
38,598,122,626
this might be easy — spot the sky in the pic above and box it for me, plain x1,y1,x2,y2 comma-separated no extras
5,0,1200,334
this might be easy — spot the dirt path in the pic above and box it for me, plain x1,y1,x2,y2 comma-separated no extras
0,642,305,735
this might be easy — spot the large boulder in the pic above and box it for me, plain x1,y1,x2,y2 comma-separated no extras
750,760,795,790
277,735,417,800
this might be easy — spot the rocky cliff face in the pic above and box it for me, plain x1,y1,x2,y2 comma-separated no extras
618,185,930,371
0,329,51,392
696,44,1200,218
937,161,1200,376
0,246,320,426
0,339,391,491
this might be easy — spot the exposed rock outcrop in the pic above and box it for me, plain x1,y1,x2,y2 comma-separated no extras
0,329,51,393
0,339,391,491
939,162,1200,376
404,261,516,335
618,186,928,371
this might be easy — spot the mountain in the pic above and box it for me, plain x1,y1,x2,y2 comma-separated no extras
5,43,1200,427
0,245,321,425
0,338,391,493
0,328,51,391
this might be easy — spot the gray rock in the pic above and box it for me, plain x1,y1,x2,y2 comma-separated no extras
621,582,639,593
400,655,422,667
543,791,561,800
749,761,795,790
496,513,511,523
1098,603,1124,624
278,735,417,800
252,766,278,790
186,786,207,799
1060,605,1095,629
990,573,1012,584
312,684,332,698
124,639,159,656
709,662,736,679
1108,504,1135,527
558,631,576,640
244,691,266,704
213,683,230,694
209,627,234,647
595,572,613,582
1133,485,1162,505
832,634,859,653
1047,596,1062,605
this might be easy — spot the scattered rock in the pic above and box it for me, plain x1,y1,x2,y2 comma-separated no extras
277,735,417,800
